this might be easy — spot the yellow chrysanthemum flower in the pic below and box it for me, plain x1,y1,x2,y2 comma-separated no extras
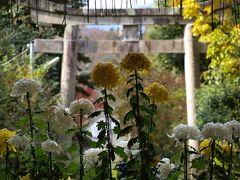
92,62,121,90
199,139,222,157
20,174,31,180
144,83,168,104
121,52,151,72
199,139,212,157
0,129,16,156
149,133,157,141
150,156,161,167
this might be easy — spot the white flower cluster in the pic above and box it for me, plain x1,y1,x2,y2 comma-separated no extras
69,98,95,115
53,105,73,131
201,122,229,140
8,135,30,149
170,124,201,141
157,158,175,180
83,148,103,170
10,78,43,97
224,120,240,141
116,141,140,156
41,139,62,154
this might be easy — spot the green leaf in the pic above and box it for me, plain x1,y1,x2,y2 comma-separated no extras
66,128,76,135
117,126,133,139
169,170,182,180
88,141,101,148
82,130,92,137
127,137,138,149
55,155,69,161
113,126,121,134
139,105,151,114
114,146,127,159
123,110,135,124
94,97,104,104
97,129,106,144
127,78,134,84
130,95,137,106
15,116,28,128
67,161,79,174
127,87,134,98
110,116,120,127
140,92,150,102
97,120,106,131
107,143,115,161
98,150,108,159
191,157,206,171
107,94,116,102
135,83,143,91
88,111,102,118
67,143,78,153
106,104,113,115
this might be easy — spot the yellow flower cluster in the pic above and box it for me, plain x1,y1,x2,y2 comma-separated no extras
144,83,168,104
92,62,121,90
20,174,31,180
0,129,16,156
182,0,200,19
121,52,151,72
199,139,234,157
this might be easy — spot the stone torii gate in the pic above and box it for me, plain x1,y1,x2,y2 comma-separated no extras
22,0,208,140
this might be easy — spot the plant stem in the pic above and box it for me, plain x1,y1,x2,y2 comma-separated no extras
148,103,155,134
103,89,113,180
79,112,84,180
26,92,37,173
47,122,52,178
184,140,188,180
227,142,233,180
5,146,9,180
134,70,145,180
210,139,215,180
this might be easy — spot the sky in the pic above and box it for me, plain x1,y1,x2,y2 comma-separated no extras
86,0,155,31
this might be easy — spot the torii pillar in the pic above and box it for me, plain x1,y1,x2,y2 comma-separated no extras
184,24,200,148
61,25,79,108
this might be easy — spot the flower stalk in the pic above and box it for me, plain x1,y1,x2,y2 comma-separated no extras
184,140,188,180
26,92,37,170
210,139,215,180
134,70,145,179
47,121,53,178
5,146,9,180
227,142,233,180
148,102,155,134
73,112,84,180
79,111,84,180
103,88,113,180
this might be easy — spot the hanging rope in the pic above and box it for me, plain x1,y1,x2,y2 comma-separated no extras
222,0,225,25
62,0,67,25
87,0,89,22
35,0,39,29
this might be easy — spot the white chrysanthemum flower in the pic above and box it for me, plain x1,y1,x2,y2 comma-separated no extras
69,98,94,115
10,78,43,97
224,120,240,141
7,135,30,149
201,122,229,140
157,158,174,180
170,124,201,141
83,148,103,170
41,139,62,154
53,105,73,131
116,141,140,156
